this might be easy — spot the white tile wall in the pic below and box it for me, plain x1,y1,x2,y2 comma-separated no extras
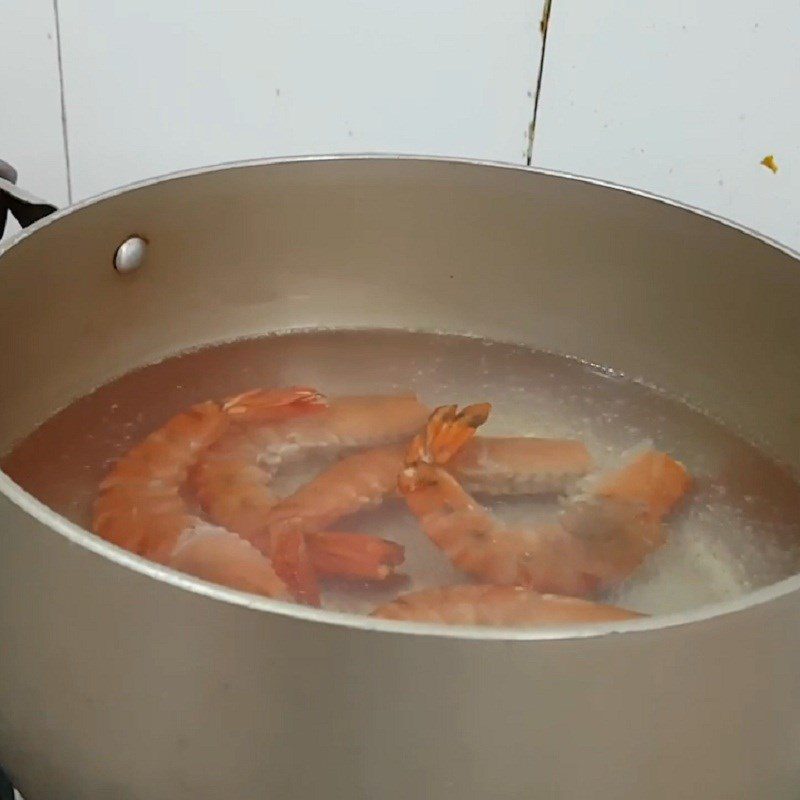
0,0,69,240
5,1,800,249
532,0,800,250
56,0,544,200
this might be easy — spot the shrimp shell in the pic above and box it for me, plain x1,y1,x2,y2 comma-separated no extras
399,404,691,596
197,407,593,546
372,585,642,626
92,388,404,603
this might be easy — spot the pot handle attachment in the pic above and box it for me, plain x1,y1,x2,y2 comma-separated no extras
0,159,58,238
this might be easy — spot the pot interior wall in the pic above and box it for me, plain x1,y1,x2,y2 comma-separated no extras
1,158,799,466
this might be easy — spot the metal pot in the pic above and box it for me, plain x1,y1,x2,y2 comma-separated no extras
1,156,799,800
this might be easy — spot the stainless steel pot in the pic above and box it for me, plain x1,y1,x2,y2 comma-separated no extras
1,156,799,800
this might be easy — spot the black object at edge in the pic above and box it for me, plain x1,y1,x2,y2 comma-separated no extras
0,764,15,800
0,159,58,239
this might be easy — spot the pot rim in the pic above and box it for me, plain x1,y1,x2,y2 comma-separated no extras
2,152,799,642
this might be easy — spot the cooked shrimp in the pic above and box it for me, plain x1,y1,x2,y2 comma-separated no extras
194,387,591,556
260,444,409,544
262,435,591,543
305,531,405,581
224,393,433,460
398,404,691,596
191,394,428,599
168,523,291,600
372,584,642,626
93,389,322,599
94,389,323,558
193,394,432,535
449,436,593,495
93,388,404,604
559,448,692,585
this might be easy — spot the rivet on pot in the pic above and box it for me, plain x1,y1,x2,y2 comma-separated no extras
114,236,148,274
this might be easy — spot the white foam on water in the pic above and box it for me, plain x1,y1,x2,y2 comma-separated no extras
610,497,797,614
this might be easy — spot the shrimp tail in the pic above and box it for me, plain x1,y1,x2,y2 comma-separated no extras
270,529,321,606
307,532,405,582
400,403,491,493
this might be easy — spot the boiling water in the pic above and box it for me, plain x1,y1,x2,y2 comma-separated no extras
3,330,799,617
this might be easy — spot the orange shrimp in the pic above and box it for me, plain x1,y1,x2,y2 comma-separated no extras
398,404,691,596
93,388,323,600
93,388,403,604
262,435,592,544
449,435,593,496
193,395,432,536
193,387,592,559
371,584,642,627
191,394,428,599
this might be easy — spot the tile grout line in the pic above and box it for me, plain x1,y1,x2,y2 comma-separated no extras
52,0,73,203
526,0,554,166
